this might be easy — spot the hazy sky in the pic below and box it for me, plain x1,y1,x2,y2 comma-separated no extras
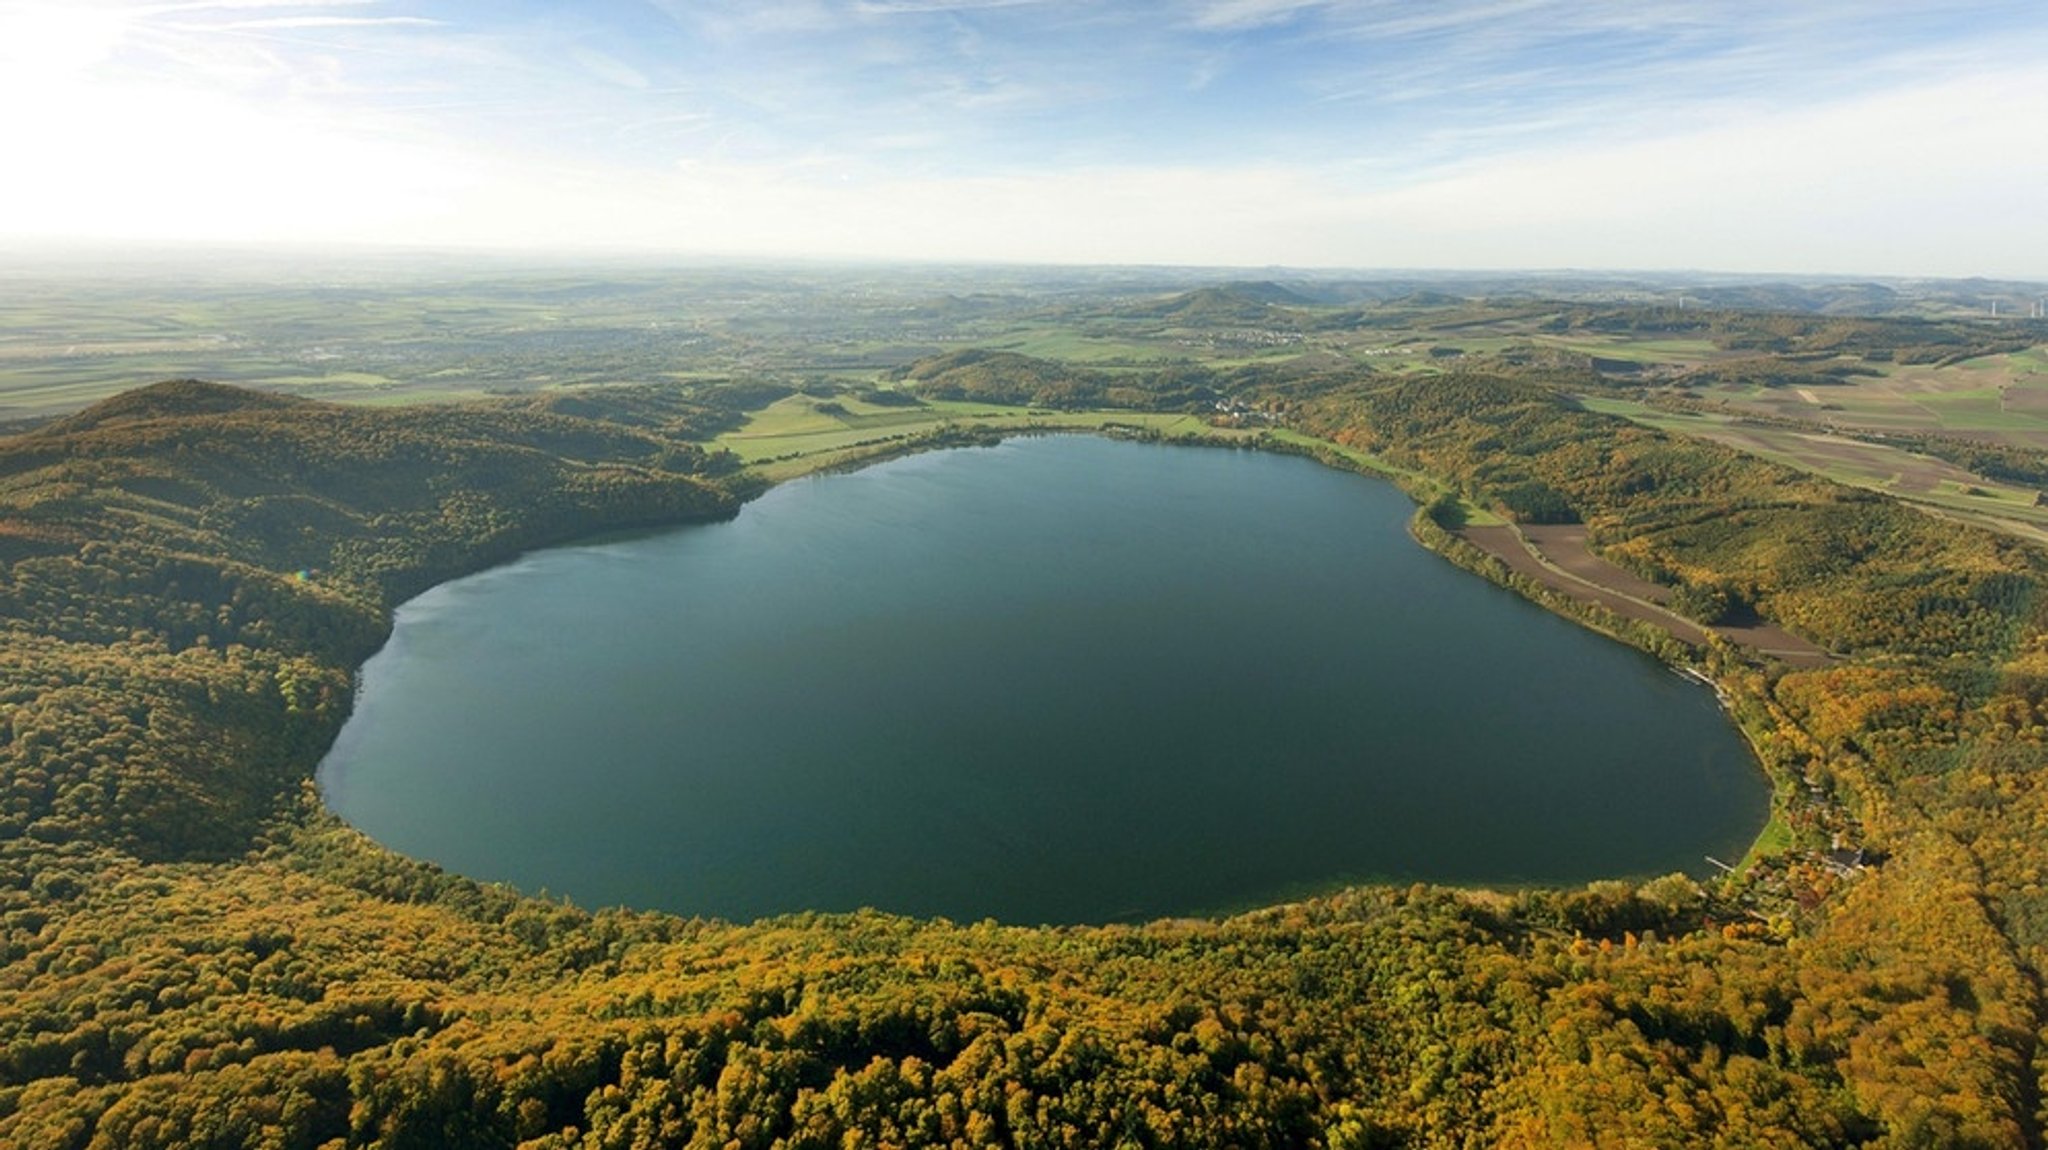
3,0,2045,274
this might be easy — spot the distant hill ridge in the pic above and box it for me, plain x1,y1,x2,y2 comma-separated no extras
1118,280,1319,323
1206,280,1319,306
43,378,308,434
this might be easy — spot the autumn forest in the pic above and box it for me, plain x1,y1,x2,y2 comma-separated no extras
6,280,2048,1148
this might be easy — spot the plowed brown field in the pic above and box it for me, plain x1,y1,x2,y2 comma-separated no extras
1461,523,1833,668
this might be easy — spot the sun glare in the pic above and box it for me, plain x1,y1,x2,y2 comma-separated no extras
0,2,130,80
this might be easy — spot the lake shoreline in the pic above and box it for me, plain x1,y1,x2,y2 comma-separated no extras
323,432,1769,923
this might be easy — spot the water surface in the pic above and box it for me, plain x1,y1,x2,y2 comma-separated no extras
320,436,1763,923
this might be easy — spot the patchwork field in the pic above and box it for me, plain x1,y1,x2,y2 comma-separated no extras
1581,395,2048,547
1681,348,2048,447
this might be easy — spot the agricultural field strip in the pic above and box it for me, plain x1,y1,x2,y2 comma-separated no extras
1531,335,1719,364
1683,348,2048,446
1458,522,1830,666
1580,395,2048,548
1521,525,1831,664
713,394,1232,479
1459,524,1712,646
746,394,1209,434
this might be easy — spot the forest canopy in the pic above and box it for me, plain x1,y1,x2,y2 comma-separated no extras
5,348,2048,1147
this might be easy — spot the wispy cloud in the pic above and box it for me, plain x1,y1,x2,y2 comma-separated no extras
3,0,2045,273
144,0,383,12
853,0,1051,13
216,15,439,29
1190,0,1327,31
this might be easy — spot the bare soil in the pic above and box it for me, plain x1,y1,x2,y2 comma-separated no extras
1522,525,1676,603
1461,524,1834,668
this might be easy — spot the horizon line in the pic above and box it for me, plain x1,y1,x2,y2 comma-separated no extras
1,238,2045,288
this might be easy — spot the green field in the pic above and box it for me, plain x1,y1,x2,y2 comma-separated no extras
1681,349,2048,446
715,394,1460,498
1534,334,1720,363
714,393,1243,480
983,328,1191,364
1738,806,1796,873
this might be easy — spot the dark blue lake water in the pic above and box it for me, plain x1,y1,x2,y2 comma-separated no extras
319,435,1764,923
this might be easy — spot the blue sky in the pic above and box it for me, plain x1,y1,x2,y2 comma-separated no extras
3,0,2045,273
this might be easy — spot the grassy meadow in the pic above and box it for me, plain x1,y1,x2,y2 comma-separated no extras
714,392,1243,480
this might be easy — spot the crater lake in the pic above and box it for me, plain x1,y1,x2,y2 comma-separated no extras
318,435,1766,924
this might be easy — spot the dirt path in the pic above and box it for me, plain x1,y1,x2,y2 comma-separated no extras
1460,524,1834,668
1522,525,1673,603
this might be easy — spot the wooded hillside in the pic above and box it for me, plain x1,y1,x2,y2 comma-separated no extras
3,372,2047,1148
